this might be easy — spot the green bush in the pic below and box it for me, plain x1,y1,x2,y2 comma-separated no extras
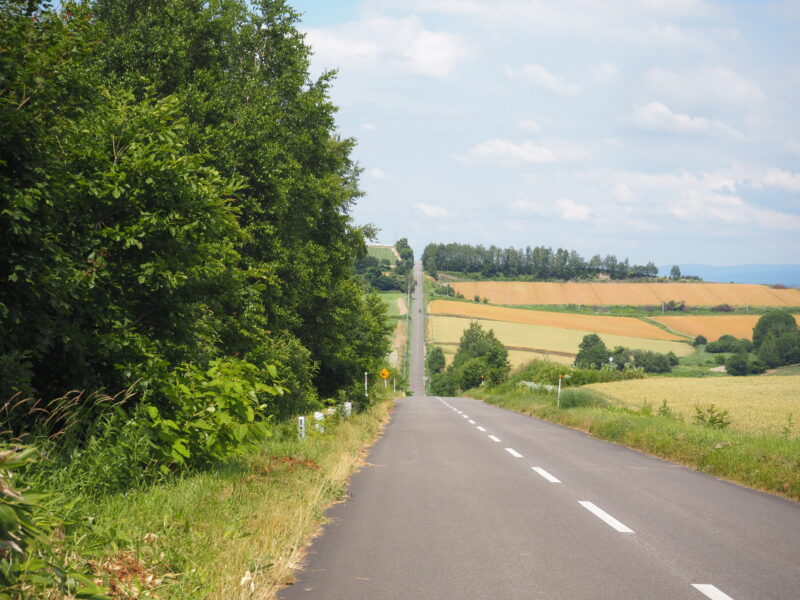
693,405,731,429
144,358,284,471
725,353,749,376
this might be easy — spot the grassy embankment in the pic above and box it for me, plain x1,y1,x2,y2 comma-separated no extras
37,399,393,600
469,369,800,501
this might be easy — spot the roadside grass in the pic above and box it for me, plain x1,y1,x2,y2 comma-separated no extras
376,291,408,319
468,386,800,501
765,364,800,376
52,399,394,599
659,346,730,378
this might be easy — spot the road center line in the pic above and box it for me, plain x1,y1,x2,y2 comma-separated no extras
476,426,486,432
468,419,476,424
505,448,523,458
462,414,469,419
532,467,561,483
488,435,501,442
692,584,735,600
578,501,634,533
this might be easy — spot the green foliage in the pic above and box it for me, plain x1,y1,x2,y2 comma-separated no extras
693,405,731,429
706,335,752,354
558,388,608,409
753,310,797,349
575,333,610,368
694,335,708,346
430,322,510,394
0,446,109,600
725,353,750,376
670,265,681,279
506,359,644,388
144,359,282,471
425,346,446,375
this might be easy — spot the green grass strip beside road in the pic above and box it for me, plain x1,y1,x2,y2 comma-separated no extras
64,399,394,600
468,388,800,501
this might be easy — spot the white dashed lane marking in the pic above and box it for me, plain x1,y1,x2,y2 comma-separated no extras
532,467,561,483
488,435,501,443
505,448,523,458
476,426,486,432
692,584,735,600
578,501,634,533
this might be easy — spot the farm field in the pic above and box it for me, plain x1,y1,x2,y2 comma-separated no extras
585,376,800,435
437,342,573,368
428,315,692,360
429,299,683,341
652,314,800,341
450,281,800,307
366,244,399,264
377,292,408,318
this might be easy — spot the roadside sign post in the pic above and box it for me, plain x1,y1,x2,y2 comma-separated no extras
364,371,368,400
380,368,390,389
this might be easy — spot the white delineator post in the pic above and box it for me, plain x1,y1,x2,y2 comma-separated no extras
364,371,368,400
298,416,306,440
557,374,563,408
344,402,352,417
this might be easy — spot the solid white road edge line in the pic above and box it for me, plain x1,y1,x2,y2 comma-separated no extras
578,501,634,533
488,435,501,442
532,467,561,483
477,426,487,432
505,448,523,458
692,584,735,600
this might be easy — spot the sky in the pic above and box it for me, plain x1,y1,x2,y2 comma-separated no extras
289,0,800,266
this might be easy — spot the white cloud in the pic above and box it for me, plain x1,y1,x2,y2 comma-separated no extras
613,183,637,203
505,64,581,97
460,139,587,167
557,198,591,221
304,16,471,79
415,202,453,218
589,61,620,85
764,168,800,193
368,167,388,179
361,123,377,131
642,67,766,109
517,119,542,133
627,102,744,138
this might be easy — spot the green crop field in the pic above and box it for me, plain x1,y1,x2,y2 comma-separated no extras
366,244,398,264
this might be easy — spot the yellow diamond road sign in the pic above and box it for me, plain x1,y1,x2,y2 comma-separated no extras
380,368,390,379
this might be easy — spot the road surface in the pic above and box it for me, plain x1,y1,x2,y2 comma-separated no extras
280,261,800,600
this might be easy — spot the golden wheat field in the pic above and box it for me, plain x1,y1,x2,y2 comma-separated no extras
652,314,800,341
585,376,800,434
429,300,683,341
437,343,573,368
450,281,800,307
428,315,692,359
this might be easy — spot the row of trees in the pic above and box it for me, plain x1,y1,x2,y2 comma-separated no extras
422,243,661,281
575,334,679,373
1,1,392,431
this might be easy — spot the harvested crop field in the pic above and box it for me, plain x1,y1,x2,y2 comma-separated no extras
585,376,800,435
652,314,800,341
450,281,800,307
366,244,400,264
429,299,682,341
428,315,692,359
437,343,573,368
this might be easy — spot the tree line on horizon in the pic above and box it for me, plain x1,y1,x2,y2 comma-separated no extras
422,242,671,281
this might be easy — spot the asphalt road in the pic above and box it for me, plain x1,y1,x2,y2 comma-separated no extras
280,262,800,600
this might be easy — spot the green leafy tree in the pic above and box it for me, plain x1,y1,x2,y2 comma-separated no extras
753,310,797,349
670,265,681,279
725,353,749,376
575,334,610,368
426,346,446,374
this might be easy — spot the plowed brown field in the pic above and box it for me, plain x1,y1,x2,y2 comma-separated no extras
450,281,800,307
653,314,800,341
429,300,682,341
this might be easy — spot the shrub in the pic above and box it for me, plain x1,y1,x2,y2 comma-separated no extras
144,358,283,472
706,334,751,353
693,405,731,429
558,388,608,408
725,353,749,376
711,304,734,312
575,333,610,368
747,356,767,375
694,335,708,346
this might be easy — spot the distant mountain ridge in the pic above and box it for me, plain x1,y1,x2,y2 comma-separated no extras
659,264,800,288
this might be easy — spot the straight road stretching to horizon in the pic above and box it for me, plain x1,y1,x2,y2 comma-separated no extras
279,261,800,600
